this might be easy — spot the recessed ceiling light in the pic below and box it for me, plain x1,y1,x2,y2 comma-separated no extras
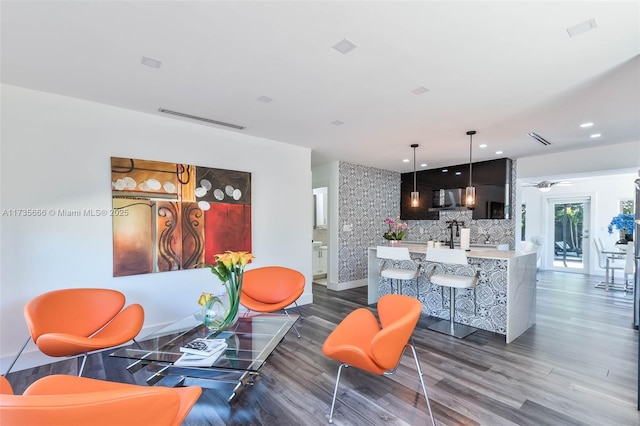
403,159,410,163
567,18,597,38
441,169,448,173
420,163,427,167
580,122,594,128
141,56,162,69
257,96,274,103
455,171,462,176
495,151,503,155
331,120,344,126
479,144,487,148
590,133,601,138
332,38,358,54
411,86,429,95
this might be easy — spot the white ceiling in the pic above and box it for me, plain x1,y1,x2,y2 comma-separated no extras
1,1,639,173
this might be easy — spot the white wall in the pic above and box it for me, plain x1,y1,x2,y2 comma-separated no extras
0,84,313,371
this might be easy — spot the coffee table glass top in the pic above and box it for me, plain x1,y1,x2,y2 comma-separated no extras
110,311,299,373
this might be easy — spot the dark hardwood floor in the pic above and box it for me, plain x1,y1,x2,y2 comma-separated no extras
5,271,640,425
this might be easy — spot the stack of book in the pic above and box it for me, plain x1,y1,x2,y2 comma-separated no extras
174,338,228,367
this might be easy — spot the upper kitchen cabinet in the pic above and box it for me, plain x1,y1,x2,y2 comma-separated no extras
401,158,512,220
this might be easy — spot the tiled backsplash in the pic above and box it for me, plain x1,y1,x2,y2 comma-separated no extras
404,210,515,247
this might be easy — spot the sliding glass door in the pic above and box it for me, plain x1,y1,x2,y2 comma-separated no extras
548,197,591,273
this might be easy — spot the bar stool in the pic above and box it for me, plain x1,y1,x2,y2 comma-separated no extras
376,246,421,297
425,247,480,338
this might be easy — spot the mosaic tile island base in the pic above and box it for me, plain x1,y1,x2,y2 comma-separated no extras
368,243,537,343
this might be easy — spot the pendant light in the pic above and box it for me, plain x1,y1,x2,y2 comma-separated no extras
410,144,419,207
465,131,476,208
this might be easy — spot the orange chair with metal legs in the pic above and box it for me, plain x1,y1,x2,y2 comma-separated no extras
240,266,305,337
322,294,435,425
0,375,201,426
5,288,144,376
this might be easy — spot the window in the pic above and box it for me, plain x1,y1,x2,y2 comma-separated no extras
620,199,634,215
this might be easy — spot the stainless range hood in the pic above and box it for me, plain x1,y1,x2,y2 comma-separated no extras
428,188,470,212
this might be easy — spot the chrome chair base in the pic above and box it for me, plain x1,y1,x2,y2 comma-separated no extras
4,336,31,376
429,285,478,338
284,309,301,338
428,319,478,338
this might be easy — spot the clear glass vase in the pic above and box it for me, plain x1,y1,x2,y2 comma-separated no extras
202,291,240,332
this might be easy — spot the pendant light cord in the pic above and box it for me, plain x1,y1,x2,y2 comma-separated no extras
413,145,417,192
410,143,419,193
469,133,472,187
466,131,476,187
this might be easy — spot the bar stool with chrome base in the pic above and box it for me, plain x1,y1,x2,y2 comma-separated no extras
425,247,480,338
376,246,421,297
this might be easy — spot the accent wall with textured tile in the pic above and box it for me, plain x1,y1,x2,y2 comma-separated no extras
338,162,400,283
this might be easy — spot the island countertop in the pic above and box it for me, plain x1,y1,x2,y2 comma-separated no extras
368,244,537,343
383,242,529,259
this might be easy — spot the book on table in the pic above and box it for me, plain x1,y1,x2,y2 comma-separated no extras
179,338,227,357
175,341,228,367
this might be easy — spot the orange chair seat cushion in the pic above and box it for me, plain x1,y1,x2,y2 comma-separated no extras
240,266,304,312
322,308,386,374
35,304,144,357
1,375,201,426
240,292,302,312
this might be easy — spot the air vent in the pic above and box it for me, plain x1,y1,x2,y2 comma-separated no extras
158,108,245,130
566,18,597,38
527,132,551,146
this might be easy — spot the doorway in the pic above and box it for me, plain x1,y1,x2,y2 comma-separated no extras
312,187,328,285
547,197,591,273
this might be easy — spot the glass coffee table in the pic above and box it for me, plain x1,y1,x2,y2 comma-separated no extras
110,311,299,403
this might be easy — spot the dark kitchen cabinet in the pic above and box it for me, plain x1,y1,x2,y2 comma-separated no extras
401,158,512,220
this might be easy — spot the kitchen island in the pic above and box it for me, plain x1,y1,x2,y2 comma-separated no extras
367,243,536,343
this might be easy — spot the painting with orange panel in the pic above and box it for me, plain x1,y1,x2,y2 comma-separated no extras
111,157,251,277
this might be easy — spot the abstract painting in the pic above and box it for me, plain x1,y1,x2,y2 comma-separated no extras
111,157,251,277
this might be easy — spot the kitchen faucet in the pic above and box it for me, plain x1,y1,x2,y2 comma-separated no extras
446,220,464,249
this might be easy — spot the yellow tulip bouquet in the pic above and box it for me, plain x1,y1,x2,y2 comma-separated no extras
199,251,255,330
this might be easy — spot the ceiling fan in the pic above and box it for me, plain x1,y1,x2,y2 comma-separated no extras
523,180,572,192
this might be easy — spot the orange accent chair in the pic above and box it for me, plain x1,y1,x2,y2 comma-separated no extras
5,288,144,376
240,266,305,337
0,374,201,426
322,294,435,425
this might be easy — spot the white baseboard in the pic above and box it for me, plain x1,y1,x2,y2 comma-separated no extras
327,278,367,291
